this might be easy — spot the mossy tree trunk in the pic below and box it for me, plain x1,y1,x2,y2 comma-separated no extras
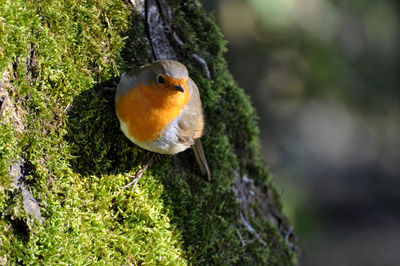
0,0,296,264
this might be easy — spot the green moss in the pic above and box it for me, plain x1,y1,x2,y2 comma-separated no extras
0,0,294,264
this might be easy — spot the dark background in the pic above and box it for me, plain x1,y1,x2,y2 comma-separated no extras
200,0,400,265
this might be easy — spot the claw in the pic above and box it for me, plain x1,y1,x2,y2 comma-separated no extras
119,153,155,191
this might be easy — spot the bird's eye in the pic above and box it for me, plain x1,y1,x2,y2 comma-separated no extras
157,75,165,84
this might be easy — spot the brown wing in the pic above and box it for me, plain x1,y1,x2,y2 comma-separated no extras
178,78,210,180
177,77,204,143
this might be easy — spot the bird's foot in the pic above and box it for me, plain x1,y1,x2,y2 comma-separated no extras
119,171,145,191
119,153,155,191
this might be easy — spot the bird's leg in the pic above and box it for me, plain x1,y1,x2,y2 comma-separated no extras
120,153,156,191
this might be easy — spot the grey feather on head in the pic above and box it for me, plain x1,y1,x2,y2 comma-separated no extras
151,60,189,79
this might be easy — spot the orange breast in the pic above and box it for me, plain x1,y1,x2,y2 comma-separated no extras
116,82,190,142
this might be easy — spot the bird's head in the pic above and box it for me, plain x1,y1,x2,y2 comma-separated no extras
136,60,191,108
150,60,189,93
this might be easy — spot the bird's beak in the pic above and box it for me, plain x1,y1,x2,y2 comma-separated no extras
174,84,185,93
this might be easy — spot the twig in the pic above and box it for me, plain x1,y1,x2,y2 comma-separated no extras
240,212,267,247
236,228,245,247
192,54,211,79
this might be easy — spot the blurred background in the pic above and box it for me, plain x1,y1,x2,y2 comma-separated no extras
200,0,400,265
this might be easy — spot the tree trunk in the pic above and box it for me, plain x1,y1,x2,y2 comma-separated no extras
0,0,297,264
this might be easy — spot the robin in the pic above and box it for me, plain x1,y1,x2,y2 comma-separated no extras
115,60,211,188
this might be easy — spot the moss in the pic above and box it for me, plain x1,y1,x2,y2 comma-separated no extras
0,0,294,264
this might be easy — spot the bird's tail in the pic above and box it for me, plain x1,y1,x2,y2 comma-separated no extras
192,139,211,181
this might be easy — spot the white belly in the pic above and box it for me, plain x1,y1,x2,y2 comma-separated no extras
119,117,190,155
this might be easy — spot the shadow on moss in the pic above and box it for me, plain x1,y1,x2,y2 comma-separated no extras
64,8,153,177
65,82,139,176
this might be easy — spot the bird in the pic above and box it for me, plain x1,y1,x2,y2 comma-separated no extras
115,60,211,189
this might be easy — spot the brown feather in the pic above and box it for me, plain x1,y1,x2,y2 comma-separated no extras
177,78,210,180
192,139,211,181
178,78,204,140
